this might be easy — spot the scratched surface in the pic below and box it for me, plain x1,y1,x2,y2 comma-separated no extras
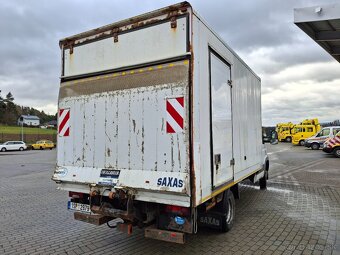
58,61,189,174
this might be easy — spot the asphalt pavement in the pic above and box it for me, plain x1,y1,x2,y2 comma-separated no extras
0,144,339,255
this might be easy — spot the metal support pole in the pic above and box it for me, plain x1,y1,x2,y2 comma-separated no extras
21,122,24,141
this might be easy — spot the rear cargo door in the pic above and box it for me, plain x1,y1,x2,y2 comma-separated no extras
209,51,233,189
57,59,191,194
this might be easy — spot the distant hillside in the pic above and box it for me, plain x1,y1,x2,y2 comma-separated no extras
0,91,56,126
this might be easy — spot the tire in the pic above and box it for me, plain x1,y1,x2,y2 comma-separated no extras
259,171,268,190
311,143,320,150
285,137,292,143
221,190,235,233
333,147,340,158
40,146,43,150
19,147,24,151
1,147,6,152
299,140,305,146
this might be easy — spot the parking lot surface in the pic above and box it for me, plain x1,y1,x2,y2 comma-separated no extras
0,144,339,255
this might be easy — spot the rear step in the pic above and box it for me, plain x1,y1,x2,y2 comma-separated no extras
74,212,113,225
145,225,185,244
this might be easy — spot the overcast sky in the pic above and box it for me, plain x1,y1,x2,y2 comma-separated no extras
0,0,339,125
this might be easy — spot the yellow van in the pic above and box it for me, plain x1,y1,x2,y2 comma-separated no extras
292,125,321,146
32,140,55,150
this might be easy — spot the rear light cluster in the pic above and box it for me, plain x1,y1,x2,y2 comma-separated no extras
69,191,84,199
164,205,190,216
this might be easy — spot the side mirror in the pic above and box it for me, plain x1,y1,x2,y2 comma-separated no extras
270,131,278,145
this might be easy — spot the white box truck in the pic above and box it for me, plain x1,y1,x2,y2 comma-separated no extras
53,2,269,243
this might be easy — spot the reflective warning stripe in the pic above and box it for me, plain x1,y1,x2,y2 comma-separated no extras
58,108,70,137
166,97,184,133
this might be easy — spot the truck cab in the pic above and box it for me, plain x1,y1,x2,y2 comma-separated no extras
276,122,294,142
292,124,321,146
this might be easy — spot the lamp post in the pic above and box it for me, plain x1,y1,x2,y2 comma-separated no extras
21,120,24,141
20,115,24,142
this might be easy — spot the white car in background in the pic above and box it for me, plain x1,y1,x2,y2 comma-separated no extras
0,141,27,152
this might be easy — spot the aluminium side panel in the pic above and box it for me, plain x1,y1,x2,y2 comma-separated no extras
191,13,262,206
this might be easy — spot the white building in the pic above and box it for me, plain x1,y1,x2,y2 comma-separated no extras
17,115,40,127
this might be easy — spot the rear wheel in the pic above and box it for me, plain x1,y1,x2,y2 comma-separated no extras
285,137,292,143
259,171,267,190
40,146,43,150
221,190,235,232
311,143,320,150
299,140,305,146
1,147,6,152
333,147,340,158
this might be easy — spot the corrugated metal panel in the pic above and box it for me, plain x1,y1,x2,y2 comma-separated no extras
58,61,190,176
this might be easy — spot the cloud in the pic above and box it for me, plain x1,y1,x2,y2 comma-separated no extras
0,0,339,126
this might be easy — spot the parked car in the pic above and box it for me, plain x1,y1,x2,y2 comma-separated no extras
0,141,27,152
322,131,340,158
305,126,340,150
31,140,55,150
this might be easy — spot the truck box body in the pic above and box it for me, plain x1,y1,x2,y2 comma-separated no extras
53,2,266,233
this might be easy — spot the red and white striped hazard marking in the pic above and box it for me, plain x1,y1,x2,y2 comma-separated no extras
58,108,70,137
166,97,184,133
329,136,340,146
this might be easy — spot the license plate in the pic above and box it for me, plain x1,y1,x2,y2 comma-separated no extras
68,201,91,213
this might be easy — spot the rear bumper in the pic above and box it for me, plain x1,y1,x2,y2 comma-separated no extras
145,225,185,244
55,181,191,207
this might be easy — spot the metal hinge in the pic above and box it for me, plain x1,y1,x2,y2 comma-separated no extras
69,44,74,54
230,158,235,166
170,16,177,28
228,80,232,87
112,28,119,43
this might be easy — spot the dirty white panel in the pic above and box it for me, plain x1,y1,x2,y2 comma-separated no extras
104,94,118,169
93,97,106,168
156,87,172,172
57,60,190,200
72,98,85,167
143,88,158,171
129,89,144,170
117,92,130,170
63,17,188,77
83,98,95,167
63,100,74,165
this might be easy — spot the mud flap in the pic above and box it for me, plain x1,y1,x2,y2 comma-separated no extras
197,211,224,230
